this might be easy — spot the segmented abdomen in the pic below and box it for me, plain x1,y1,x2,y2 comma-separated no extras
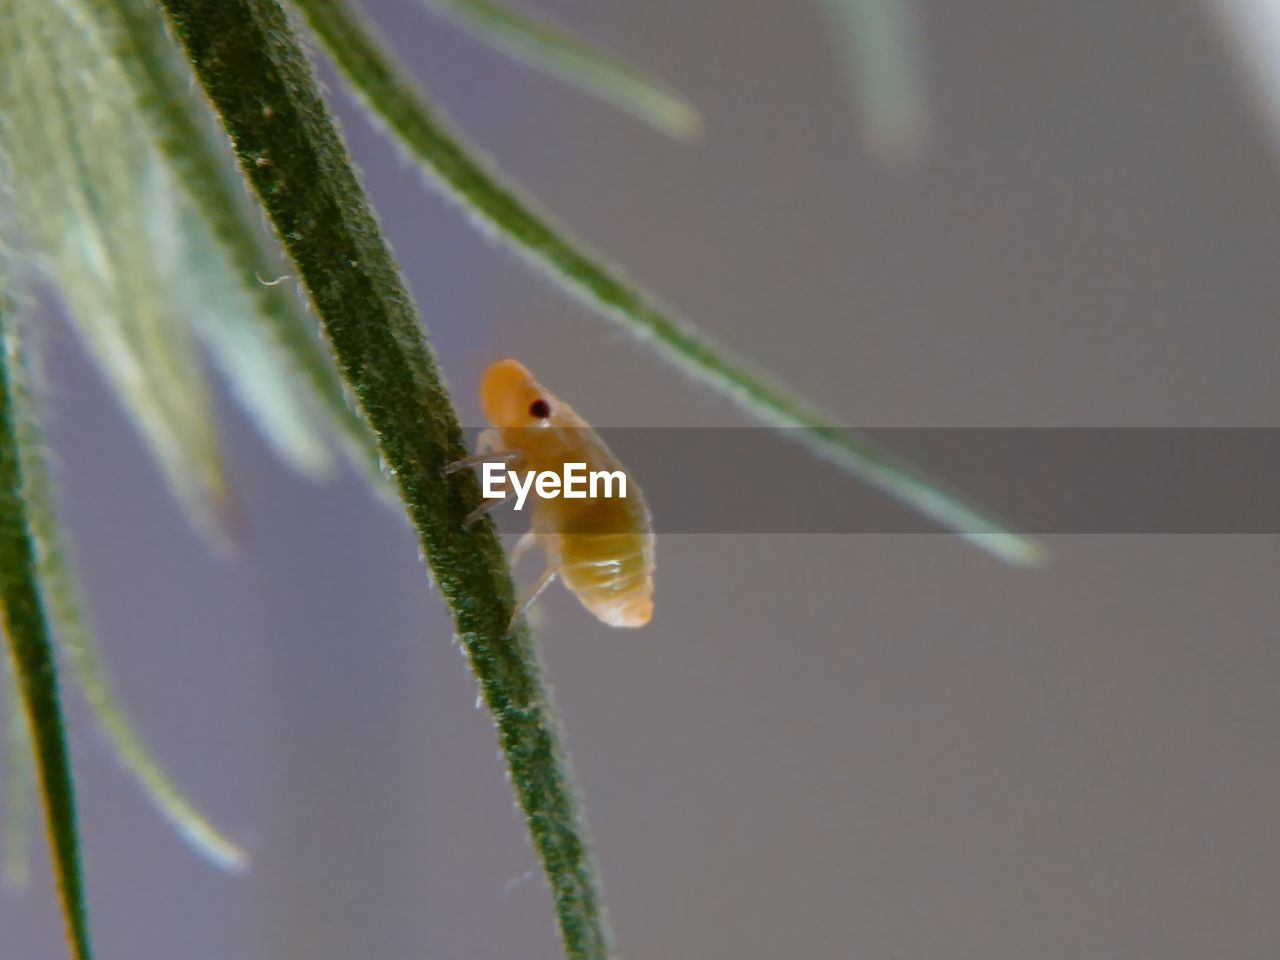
550,493,654,628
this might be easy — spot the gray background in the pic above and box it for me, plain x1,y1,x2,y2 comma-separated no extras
6,0,1280,957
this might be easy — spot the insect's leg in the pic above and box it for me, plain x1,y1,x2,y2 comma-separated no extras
444,428,526,475
463,494,510,527
508,564,558,631
443,449,524,475
509,530,539,568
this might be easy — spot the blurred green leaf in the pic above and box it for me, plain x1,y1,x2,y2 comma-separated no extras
296,0,1040,566
10,319,249,873
168,188,334,480
94,0,388,489
2,657,36,891
0,2,229,538
0,295,94,959
1,0,252,877
417,0,700,136
820,0,931,167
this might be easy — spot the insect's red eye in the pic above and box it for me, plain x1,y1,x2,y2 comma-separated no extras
529,398,551,420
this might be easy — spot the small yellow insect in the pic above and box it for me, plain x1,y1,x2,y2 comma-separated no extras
448,358,655,628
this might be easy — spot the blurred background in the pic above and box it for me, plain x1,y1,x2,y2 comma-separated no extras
6,0,1280,956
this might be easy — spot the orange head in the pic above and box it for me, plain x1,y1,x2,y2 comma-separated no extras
481,358,555,429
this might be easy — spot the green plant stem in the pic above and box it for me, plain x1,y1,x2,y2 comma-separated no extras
294,0,1040,567
417,0,700,136
2,657,36,890
154,1,612,958
0,302,94,959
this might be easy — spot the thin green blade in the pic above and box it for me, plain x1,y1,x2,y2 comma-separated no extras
10,325,248,873
94,0,389,491
2,657,36,891
418,0,700,136
155,0,615,955
1,0,252,874
168,184,335,481
820,0,931,167
0,1,230,539
294,0,1041,567
0,298,94,960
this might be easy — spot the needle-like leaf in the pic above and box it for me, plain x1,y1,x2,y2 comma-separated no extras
416,0,700,136
2,657,36,891
0,297,94,960
155,1,613,957
820,0,931,167
174,196,335,480
0,1,229,538
293,0,1041,567
90,0,388,490
10,322,248,873
1,1,252,874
